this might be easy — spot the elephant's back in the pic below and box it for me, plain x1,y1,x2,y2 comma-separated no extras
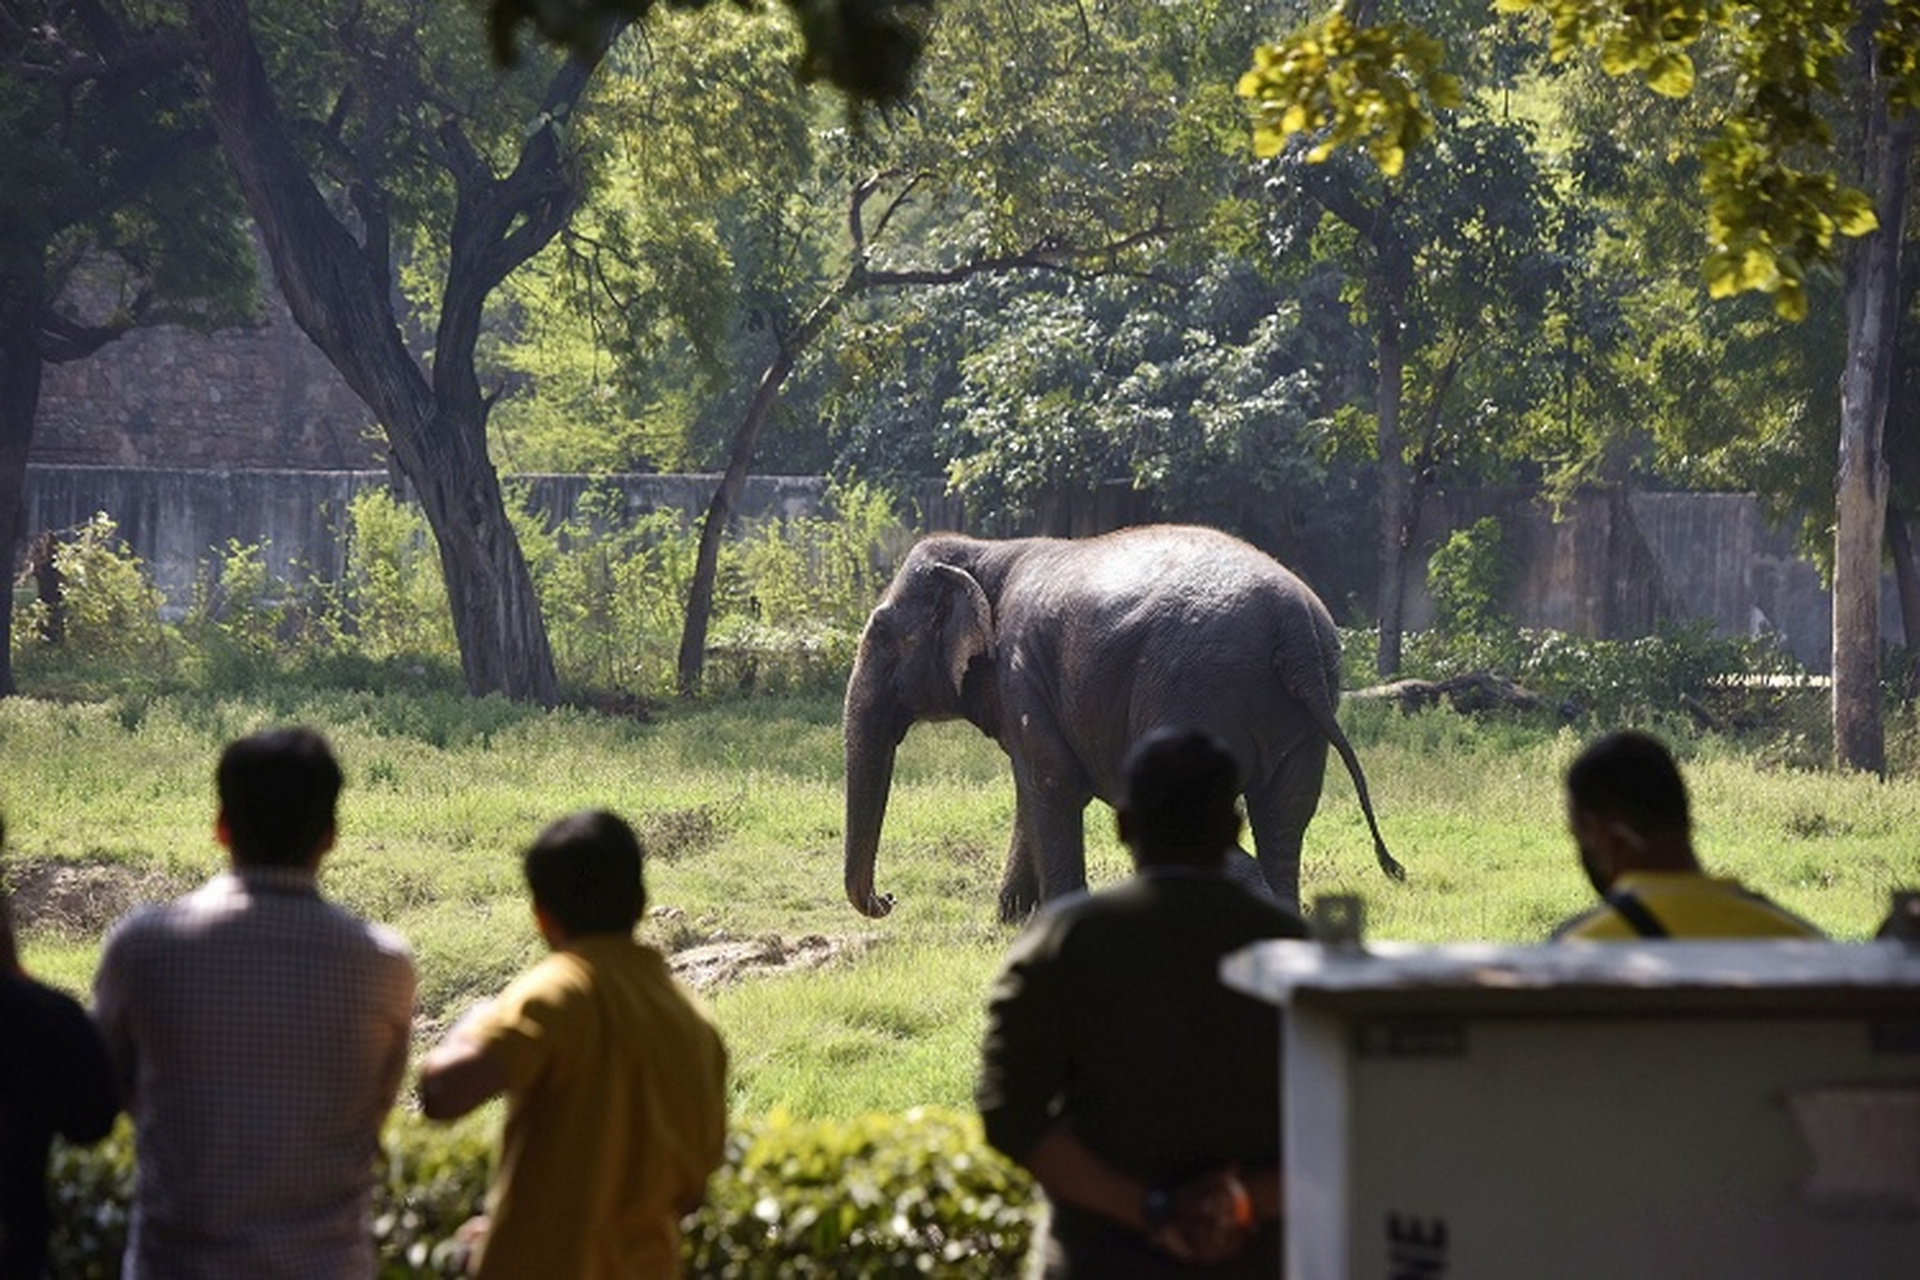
996,526,1335,796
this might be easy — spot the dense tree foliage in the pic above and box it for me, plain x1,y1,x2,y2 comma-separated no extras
0,0,253,696
1241,0,1918,769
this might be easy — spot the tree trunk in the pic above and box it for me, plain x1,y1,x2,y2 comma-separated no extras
1831,88,1915,772
1888,507,1920,700
676,343,800,697
0,277,45,698
1374,292,1409,678
677,284,853,695
185,0,576,704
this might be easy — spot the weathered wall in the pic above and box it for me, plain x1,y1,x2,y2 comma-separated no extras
22,467,841,617
19,466,1887,671
33,249,376,470
1398,487,1898,671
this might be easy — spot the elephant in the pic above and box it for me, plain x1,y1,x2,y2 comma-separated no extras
843,524,1404,922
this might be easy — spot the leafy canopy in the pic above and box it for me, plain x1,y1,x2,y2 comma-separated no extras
1240,0,1920,318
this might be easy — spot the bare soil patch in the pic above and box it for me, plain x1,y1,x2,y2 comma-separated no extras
667,930,872,991
3,857,198,940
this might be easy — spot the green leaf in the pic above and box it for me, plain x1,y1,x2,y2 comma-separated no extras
1646,51,1695,97
1833,189,1880,237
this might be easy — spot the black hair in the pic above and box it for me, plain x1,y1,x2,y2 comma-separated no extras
1565,730,1690,836
216,727,343,867
1120,727,1244,864
523,809,646,936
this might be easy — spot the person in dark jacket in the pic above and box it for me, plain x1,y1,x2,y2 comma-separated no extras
977,728,1309,1277
1,815,119,1278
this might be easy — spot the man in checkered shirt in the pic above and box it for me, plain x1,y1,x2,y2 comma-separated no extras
93,727,416,1278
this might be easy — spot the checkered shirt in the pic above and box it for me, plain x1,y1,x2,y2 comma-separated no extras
93,867,416,1279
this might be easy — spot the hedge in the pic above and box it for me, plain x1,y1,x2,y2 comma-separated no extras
48,1108,1036,1277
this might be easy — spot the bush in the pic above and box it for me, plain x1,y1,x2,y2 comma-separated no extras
1339,620,1813,729
12,485,909,706
1426,516,1512,637
48,1110,1035,1277
10,514,178,694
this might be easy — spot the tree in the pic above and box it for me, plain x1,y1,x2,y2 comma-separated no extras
1244,3,1585,676
1240,0,1920,769
0,0,254,697
500,0,1258,692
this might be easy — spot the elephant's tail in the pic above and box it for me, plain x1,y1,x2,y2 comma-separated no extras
1317,705,1405,883
1287,627,1406,885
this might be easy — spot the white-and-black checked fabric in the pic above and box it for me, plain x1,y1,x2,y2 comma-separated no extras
94,868,416,1279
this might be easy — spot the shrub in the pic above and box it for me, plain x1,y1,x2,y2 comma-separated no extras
339,490,459,663
1339,620,1811,729
11,484,908,706
47,1110,1035,1277
690,1108,1033,1277
10,514,178,694
1426,516,1513,637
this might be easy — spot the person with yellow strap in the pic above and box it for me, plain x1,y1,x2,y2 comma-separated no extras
1551,730,1824,941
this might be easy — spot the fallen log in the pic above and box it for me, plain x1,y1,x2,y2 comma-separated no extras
1349,671,1556,716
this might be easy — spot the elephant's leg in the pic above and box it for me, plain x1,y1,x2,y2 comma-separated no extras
1246,739,1329,913
997,790,1042,922
1028,793,1089,902
1224,844,1275,901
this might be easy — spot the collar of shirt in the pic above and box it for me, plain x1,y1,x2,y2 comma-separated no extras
1610,870,1731,892
222,865,323,898
1137,864,1233,882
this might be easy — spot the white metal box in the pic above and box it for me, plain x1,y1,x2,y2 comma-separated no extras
1222,940,1920,1279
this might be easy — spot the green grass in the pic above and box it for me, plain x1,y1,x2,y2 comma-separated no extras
4,691,1916,1123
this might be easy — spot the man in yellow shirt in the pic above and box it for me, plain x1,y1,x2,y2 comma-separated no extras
1550,731,1823,940
419,810,728,1278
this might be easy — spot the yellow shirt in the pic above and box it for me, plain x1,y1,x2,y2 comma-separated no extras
468,935,727,1279
1553,871,1824,940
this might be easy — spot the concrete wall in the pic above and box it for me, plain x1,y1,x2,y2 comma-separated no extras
1398,487,1899,671
22,467,841,617
18,466,1886,670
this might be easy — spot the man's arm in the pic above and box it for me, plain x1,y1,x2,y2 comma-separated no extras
1023,1125,1156,1234
58,996,121,1144
418,1002,509,1121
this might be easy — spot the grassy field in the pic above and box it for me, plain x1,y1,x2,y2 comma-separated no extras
3,690,1916,1122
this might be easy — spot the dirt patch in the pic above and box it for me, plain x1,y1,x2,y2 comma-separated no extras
668,931,871,992
638,806,724,862
3,858,198,939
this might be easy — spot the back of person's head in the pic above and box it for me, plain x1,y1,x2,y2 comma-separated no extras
1565,730,1690,837
216,727,344,867
524,809,646,936
1119,727,1243,866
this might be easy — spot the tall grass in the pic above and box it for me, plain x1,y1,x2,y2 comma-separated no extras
7,505,1920,1118
4,690,1915,1121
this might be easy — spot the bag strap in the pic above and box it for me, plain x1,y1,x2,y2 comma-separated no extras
1607,890,1669,938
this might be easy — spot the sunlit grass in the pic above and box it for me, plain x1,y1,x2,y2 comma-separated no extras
5,690,1917,1123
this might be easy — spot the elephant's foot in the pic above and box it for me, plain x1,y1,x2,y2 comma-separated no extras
997,884,1040,923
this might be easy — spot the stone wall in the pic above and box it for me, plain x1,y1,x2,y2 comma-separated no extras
33,249,377,470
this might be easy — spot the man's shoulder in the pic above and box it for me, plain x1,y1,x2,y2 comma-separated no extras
1549,903,1633,941
1,970,92,1027
319,900,414,959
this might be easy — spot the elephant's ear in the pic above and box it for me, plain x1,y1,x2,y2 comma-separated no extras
931,563,994,698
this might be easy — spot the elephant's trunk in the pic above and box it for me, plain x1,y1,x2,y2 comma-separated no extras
844,675,906,918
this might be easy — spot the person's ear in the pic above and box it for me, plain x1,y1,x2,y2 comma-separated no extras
1607,820,1648,854
532,901,565,948
214,811,233,850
